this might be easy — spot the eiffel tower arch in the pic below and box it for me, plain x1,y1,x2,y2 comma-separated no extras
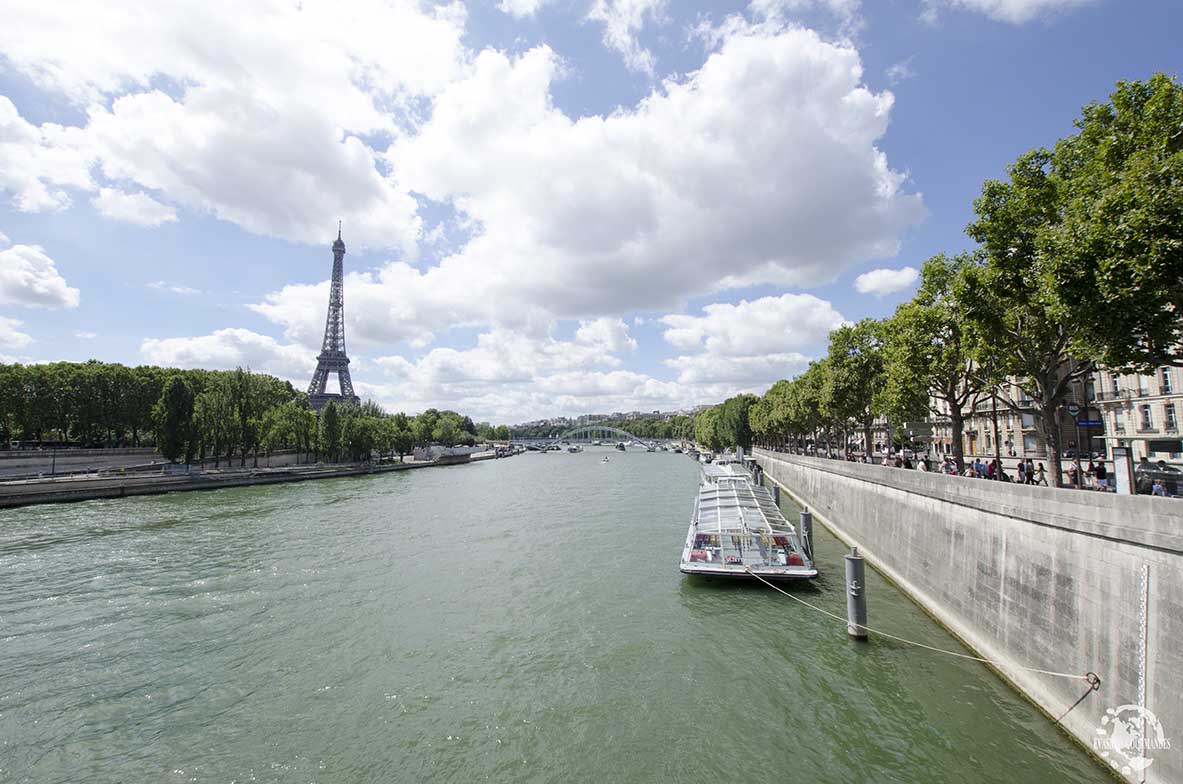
308,224,361,411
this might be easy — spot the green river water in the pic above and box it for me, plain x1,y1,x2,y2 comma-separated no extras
0,449,1111,783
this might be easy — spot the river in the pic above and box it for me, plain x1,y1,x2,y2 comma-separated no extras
0,449,1110,783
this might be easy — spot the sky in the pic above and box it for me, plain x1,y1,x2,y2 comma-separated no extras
1,0,1181,424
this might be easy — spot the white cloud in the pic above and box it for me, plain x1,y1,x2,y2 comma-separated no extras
587,0,666,75
0,95,93,212
0,0,469,250
748,0,864,35
91,187,177,226
853,265,919,297
922,0,1097,24
497,0,551,17
75,331,97,339
887,56,916,84
342,26,921,347
0,230,9,246
140,328,314,379
659,293,842,389
0,244,81,308
0,316,33,348
148,280,201,295
661,294,846,356
664,351,811,385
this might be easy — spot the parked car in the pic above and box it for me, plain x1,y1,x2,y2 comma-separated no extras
1135,461,1181,496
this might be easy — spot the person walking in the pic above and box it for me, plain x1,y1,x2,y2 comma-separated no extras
1025,458,1036,485
1016,460,1026,484
1035,463,1048,486
1096,460,1109,491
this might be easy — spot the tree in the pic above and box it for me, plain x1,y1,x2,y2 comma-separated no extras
694,406,724,451
885,253,986,472
964,150,1094,486
1045,74,1183,370
389,413,415,461
825,319,888,456
154,376,195,464
717,394,758,450
321,402,342,462
493,424,511,442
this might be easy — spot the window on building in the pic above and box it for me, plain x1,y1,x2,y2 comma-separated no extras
1023,435,1037,452
1112,376,1121,396
1140,404,1153,431
1162,368,1174,395
1167,403,1178,432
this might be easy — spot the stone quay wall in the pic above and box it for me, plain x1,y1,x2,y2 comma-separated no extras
754,448,1182,784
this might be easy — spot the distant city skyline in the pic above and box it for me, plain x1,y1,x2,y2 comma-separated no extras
1,0,1181,422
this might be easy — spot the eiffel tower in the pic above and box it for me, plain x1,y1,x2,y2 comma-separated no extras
307,223,360,410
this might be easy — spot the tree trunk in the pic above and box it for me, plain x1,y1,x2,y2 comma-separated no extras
1041,403,1064,487
950,410,966,473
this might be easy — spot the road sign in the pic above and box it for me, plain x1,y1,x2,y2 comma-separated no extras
1067,403,1080,417
1076,420,1103,427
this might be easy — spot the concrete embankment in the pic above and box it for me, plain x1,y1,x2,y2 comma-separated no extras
754,448,1182,784
0,452,503,510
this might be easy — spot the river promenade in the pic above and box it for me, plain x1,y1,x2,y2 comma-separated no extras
0,450,507,509
755,447,1181,784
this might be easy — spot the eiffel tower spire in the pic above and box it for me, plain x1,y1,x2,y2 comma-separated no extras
307,224,359,410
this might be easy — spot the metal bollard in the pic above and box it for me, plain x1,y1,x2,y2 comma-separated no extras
845,547,867,639
799,508,813,561
772,485,781,506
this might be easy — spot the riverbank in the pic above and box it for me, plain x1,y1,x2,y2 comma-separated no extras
755,447,1181,784
0,451,505,509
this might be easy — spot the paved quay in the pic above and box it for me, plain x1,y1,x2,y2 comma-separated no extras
0,451,504,510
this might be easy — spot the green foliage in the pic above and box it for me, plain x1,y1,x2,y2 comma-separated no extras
1043,74,1183,370
717,394,759,449
320,402,342,461
694,405,723,451
884,253,984,470
154,376,195,463
825,318,888,451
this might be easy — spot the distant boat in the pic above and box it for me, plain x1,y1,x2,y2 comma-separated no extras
615,442,627,452
646,444,656,452
602,456,610,463
568,445,583,453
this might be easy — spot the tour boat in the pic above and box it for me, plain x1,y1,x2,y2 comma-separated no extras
615,443,627,452
680,463,817,581
568,445,583,453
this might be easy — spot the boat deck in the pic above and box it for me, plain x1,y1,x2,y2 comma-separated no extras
680,464,816,579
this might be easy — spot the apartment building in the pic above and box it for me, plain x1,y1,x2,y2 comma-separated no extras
1092,365,1183,460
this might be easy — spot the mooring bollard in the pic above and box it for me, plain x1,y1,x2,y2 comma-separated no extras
799,507,813,561
845,546,867,639
772,485,781,506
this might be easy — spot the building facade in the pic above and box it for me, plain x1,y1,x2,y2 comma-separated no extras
1092,365,1183,460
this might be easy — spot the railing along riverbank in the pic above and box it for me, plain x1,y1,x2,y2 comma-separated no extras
0,451,508,510
754,447,1182,784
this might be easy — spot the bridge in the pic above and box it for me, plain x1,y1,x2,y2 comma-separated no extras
514,424,652,449
549,425,645,446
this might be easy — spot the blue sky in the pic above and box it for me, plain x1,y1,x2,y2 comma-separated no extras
1,0,1180,423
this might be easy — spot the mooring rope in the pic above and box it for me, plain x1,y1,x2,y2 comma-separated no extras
742,567,1094,683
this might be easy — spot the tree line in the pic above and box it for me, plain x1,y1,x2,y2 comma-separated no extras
737,75,1183,487
0,360,509,466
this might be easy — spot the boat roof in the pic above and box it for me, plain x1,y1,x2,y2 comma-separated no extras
694,475,794,535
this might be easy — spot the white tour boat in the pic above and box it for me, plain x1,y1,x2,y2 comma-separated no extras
680,463,817,581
